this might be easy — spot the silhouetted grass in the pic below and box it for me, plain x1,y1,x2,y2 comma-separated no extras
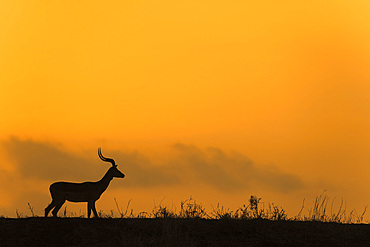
110,193,365,224
294,192,368,224
14,192,368,223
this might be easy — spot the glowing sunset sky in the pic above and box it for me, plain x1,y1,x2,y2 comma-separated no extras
0,1,369,217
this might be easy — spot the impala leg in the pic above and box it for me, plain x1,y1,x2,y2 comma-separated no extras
92,201,98,218
45,199,57,217
87,201,92,218
52,199,66,217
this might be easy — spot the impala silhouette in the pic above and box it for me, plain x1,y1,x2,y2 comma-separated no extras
45,148,125,218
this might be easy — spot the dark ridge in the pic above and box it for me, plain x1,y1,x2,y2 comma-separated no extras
1,218,370,247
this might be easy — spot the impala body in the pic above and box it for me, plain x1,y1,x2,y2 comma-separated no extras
45,148,125,218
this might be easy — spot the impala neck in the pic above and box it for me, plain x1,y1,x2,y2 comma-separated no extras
97,168,114,193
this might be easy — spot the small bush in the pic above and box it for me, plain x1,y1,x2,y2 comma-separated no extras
152,204,176,218
179,197,207,219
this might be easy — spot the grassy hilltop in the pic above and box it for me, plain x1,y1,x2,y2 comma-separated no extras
2,217,370,247
1,195,369,247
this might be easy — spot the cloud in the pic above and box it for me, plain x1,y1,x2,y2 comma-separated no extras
1,138,303,192
112,151,180,187
168,143,303,192
2,137,96,181
1,137,180,187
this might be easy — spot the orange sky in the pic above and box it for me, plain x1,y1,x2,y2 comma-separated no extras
0,1,370,218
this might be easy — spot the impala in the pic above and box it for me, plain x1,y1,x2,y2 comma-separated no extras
45,148,125,218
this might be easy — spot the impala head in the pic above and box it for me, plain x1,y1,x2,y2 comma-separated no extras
98,148,125,178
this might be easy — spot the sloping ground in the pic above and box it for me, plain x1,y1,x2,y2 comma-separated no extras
1,218,370,247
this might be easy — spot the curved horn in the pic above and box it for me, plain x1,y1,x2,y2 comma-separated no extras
98,148,116,166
